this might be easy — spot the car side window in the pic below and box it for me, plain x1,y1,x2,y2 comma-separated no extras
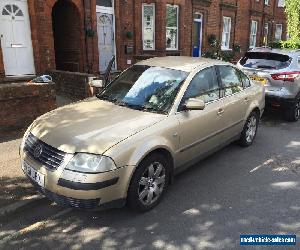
217,66,244,96
298,56,300,68
182,67,220,104
237,69,251,88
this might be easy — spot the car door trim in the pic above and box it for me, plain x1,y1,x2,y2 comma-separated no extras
179,119,244,153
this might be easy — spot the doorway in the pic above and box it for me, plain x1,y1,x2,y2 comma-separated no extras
96,1,116,72
0,0,35,76
52,0,82,72
192,13,203,57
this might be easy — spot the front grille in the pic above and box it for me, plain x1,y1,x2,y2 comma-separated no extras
24,133,66,170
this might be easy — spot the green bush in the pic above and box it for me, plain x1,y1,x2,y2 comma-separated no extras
203,34,241,62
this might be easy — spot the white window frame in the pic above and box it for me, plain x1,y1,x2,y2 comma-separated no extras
166,4,179,51
278,0,285,7
249,20,258,48
142,3,155,51
221,16,232,50
275,24,283,40
264,22,269,45
265,0,270,5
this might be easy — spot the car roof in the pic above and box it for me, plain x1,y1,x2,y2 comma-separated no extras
135,56,232,72
248,47,300,57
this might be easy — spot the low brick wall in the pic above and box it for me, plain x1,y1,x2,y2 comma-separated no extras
0,82,56,132
50,70,95,100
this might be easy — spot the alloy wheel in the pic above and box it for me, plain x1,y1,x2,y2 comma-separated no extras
138,162,166,206
245,116,257,143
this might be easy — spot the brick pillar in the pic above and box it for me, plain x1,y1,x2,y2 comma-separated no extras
156,0,167,56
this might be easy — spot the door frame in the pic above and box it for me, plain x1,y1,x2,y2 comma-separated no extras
0,0,35,76
96,2,117,71
193,13,203,57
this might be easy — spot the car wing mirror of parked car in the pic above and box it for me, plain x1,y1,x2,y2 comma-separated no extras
90,79,104,88
184,98,205,111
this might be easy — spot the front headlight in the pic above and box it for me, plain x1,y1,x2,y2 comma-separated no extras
65,153,117,173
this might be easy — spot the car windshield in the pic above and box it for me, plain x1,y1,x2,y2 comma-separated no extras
97,65,188,114
240,52,292,70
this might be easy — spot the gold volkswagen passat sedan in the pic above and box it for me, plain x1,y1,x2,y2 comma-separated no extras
20,57,265,211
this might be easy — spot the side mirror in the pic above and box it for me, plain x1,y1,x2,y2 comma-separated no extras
90,79,104,88
184,98,205,110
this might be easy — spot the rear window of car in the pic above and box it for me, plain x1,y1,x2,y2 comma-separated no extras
240,52,291,70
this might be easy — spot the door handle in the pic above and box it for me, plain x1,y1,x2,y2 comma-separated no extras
244,97,249,103
217,109,225,116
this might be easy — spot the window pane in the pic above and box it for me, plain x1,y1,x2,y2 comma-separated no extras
218,66,243,96
238,70,251,87
15,10,23,16
5,5,12,13
166,28,178,50
222,17,231,49
240,52,291,70
275,24,282,40
166,5,178,27
166,5,179,50
96,0,112,7
2,8,9,15
183,67,219,103
143,4,155,50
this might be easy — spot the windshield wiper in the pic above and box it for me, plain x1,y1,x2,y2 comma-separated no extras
96,94,118,103
116,101,166,114
137,105,167,114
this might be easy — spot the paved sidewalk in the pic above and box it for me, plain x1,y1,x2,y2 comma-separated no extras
0,130,37,208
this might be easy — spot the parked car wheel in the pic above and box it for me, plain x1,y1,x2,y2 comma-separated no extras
283,99,300,122
239,111,259,147
127,153,170,212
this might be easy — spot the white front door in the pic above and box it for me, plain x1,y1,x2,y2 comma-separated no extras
0,0,35,76
96,6,116,72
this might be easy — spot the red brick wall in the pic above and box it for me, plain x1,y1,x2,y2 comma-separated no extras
0,0,289,79
0,83,56,131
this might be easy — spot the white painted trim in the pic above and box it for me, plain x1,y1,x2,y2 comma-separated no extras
96,1,117,70
166,4,179,51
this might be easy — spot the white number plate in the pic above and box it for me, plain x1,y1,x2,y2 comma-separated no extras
22,162,45,188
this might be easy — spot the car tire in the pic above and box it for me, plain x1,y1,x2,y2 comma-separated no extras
283,99,300,122
127,153,170,212
238,111,259,147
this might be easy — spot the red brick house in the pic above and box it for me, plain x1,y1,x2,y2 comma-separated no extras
0,0,287,80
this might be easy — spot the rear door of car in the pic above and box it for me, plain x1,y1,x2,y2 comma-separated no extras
175,66,226,167
215,65,251,142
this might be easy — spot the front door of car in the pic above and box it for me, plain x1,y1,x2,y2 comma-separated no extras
175,66,226,167
216,65,251,142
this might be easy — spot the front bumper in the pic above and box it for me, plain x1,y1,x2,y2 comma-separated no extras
21,152,135,210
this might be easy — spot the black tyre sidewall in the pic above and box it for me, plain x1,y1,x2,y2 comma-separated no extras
127,153,170,212
284,100,300,122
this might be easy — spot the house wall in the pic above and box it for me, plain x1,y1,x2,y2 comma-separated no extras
0,0,289,80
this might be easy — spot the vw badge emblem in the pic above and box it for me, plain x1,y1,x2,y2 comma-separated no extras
34,144,43,158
